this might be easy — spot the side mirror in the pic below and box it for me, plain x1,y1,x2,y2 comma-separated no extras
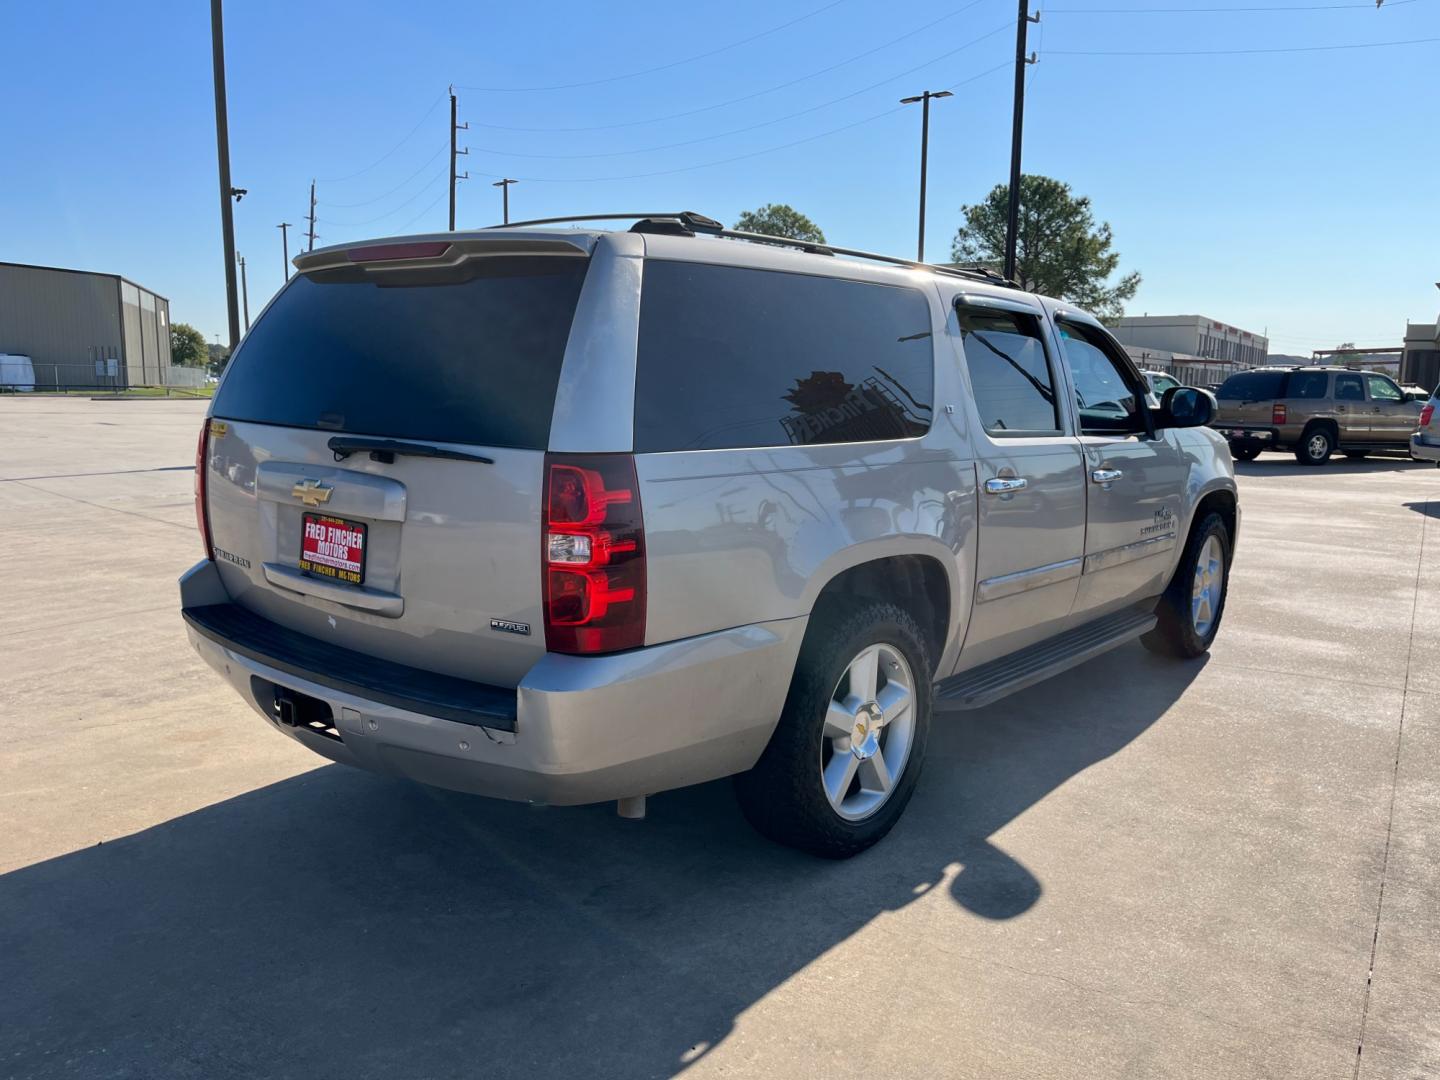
1404,391,1422,403
1157,386,1215,429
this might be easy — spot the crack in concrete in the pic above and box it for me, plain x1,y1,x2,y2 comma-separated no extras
9,479,192,531
0,465,191,483
1352,492,1427,1078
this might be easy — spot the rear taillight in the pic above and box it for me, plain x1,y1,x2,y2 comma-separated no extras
1421,404,1435,428
195,420,213,560
542,453,646,654
1272,403,1287,424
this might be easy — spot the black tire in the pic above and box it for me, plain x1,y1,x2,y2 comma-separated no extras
1294,425,1335,466
1344,450,1370,460
1230,442,1262,462
734,602,932,859
1142,511,1231,659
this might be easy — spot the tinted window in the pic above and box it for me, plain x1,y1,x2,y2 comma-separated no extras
1057,322,1143,434
1366,374,1402,402
957,307,1059,435
1216,371,1286,399
1335,373,1364,401
1286,372,1328,399
634,262,933,452
213,256,589,448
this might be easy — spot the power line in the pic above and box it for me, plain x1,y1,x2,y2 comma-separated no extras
454,0,849,92
1049,33,1438,52
464,20,1012,161
317,91,446,183
321,141,448,207
463,0,995,134
317,167,449,227
466,60,1011,185
397,188,449,233
1046,0,1415,10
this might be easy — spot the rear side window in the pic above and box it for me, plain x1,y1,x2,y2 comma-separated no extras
1335,373,1364,401
213,256,590,448
957,307,1059,435
633,261,933,452
1286,372,1328,399
1216,371,1286,400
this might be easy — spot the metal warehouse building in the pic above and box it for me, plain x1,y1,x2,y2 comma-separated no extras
0,261,172,390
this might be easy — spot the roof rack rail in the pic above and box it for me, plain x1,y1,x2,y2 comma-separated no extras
481,211,1022,290
481,211,724,232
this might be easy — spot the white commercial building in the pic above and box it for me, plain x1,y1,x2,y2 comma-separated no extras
1110,315,1268,370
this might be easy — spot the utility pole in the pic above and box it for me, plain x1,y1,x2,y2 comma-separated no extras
449,87,469,230
209,0,240,351
492,178,518,225
277,222,292,280
900,90,952,263
237,253,250,331
306,180,318,252
1003,0,1040,283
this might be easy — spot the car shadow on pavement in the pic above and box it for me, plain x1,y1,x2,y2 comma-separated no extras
2,643,1202,1079
1234,456,1426,477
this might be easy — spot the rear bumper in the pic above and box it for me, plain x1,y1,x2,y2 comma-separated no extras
1411,433,1440,462
180,561,805,805
1215,426,1275,444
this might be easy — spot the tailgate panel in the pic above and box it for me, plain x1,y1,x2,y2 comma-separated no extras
206,420,546,687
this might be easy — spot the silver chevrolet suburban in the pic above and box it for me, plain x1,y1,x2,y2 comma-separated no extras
181,212,1238,858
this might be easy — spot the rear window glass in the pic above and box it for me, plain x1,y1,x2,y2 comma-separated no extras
634,261,933,452
1216,371,1285,400
957,307,1059,435
213,256,589,448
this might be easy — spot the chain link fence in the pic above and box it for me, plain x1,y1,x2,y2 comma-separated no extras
0,358,212,395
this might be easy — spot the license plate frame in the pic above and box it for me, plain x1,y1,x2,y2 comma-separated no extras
299,513,368,586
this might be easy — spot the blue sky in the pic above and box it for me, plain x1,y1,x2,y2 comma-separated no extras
2,0,1435,354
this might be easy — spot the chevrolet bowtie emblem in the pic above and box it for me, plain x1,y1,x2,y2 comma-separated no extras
291,478,333,507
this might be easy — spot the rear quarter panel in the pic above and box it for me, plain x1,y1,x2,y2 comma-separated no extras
637,441,976,664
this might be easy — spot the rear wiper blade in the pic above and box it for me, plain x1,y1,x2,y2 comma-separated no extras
327,436,494,465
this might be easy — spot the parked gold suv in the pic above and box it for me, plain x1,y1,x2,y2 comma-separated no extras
1212,366,1423,465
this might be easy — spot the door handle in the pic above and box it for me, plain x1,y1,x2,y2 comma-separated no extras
1091,468,1123,485
984,477,1028,495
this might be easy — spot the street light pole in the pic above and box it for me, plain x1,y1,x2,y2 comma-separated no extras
277,222,292,281
209,0,240,351
900,90,952,263
1004,0,1040,282
237,253,250,331
492,178,518,225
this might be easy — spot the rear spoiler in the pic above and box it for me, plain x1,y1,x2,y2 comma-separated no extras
292,231,595,275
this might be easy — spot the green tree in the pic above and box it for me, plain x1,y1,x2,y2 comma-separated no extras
951,175,1140,322
170,322,209,368
733,203,826,244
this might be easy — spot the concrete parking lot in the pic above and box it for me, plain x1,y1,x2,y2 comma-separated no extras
2,396,1436,1079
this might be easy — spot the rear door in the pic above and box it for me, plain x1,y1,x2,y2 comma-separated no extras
951,295,1087,665
203,243,594,687
1332,372,1368,437
1364,373,1419,444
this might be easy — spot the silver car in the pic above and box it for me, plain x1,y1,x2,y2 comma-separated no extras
1411,386,1440,463
181,212,1238,857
